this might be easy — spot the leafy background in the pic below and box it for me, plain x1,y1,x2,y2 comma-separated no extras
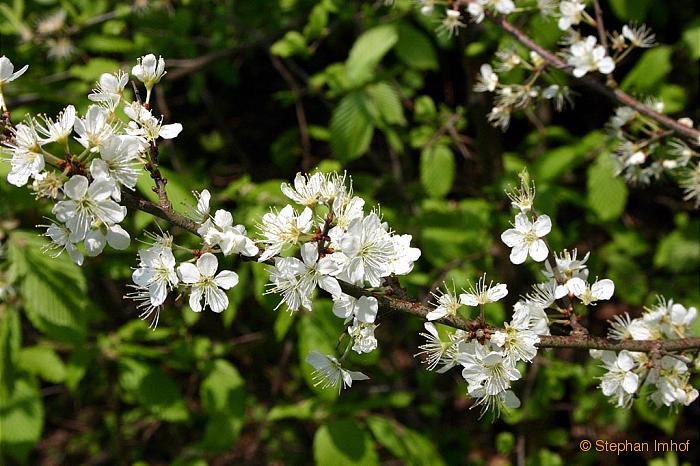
1,0,699,464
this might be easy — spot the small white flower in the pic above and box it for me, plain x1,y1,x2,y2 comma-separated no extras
177,253,239,313
42,222,84,266
132,54,166,90
336,212,394,287
35,105,76,145
566,277,615,305
306,351,369,392
5,122,45,187
198,209,259,257
84,224,130,256
599,350,639,407
280,172,326,207
257,205,313,261
459,342,521,396
88,71,129,111
439,9,465,37
0,56,29,85
53,175,127,242
459,274,508,306
622,24,656,48
190,189,211,224
494,0,515,15
331,294,378,323
124,102,182,142
608,313,656,340
567,36,615,78
474,64,498,93
491,305,540,363
467,0,487,23
427,286,462,321
500,213,551,264
416,322,460,373
348,318,378,354
387,234,421,276
131,246,179,307
266,243,341,312
74,105,116,151
558,0,586,31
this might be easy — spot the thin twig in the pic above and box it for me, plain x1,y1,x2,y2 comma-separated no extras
475,10,700,142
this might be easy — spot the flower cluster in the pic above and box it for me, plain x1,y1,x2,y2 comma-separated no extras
592,297,699,411
1,55,182,267
260,172,421,389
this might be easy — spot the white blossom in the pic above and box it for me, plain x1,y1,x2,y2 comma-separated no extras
459,274,508,306
501,213,551,264
5,122,44,187
74,105,116,151
427,286,462,321
567,36,615,78
132,53,166,90
474,64,498,92
35,105,76,145
88,71,129,111
198,209,259,257
599,350,639,407
558,0,586,31
566,277,615,305
306,351,368,392
0,56,29,85
53,175,126,243
42,222,84,266
348,318,378,354
257,205,313,261
177,253,239,313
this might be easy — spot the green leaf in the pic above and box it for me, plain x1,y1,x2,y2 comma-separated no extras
653,221,700,273
365,82,406,126
608,0,653,21
0,307,21,393
9,231,88,343
346,24,398,85
682,19,700,61
18,346,66,383
621,46,672,94
199,359,246,451
68,58,121,82
532,132,605,182
587,154,628,222
395,23,438,71
118,358,189,422
330,91,375,162
304,3,329,41
314,419,379,466
271,31,309,58
0,376,44,463
420,144,455,198
366,415,445,466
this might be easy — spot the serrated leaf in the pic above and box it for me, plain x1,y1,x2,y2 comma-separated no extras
118,358,188,422
330,91,375,162
313,419,378,466
18,346,66,383
346,24,398,85
395,23,437,71
420,144,455,198
0,376,44,463
199,359,246,451
366,415,445,466
587,155,628,222
0,307,21,393
9,231,88,343
365,82,406,126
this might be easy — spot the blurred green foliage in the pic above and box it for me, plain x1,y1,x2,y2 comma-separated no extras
0,0,699,464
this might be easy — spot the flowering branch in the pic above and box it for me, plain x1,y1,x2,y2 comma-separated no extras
477,9,700,142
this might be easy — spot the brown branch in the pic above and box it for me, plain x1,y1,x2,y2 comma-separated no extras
121,190,198,234
591,0,609,50
270,55,313,172
478,10,700,142
337,280,700,352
